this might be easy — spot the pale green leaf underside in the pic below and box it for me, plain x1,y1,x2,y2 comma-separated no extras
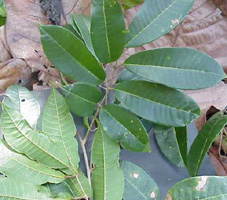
100,104,150,152
166,176,227,200
1,105,69,169
125,48,225,90
0,178,55,200
154,126,186,167
114,80,200,127
42,88,80,175
0,140,65,185
91,0,125,63
187,112,227,177
121,161,160,200
125,0,194,47
91,123,124,200
40,25,105,86
3,85,40,128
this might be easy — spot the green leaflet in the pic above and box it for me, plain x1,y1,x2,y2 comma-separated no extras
64,170,91,199
166,176,227,200
121,161,160,200
0,105,69,169
117,69,148,83
42,87,80,174
91,0,125,63
187,111,227,177
47,182,73,199
0,140,65,185
60,83,102,117
100,104,150,152
125,0,194,47
71,15,97,58
3,85,40,128
114,80,200,127
91,122,124,200
40,25,105,86
124,48,225,90
154,126,187,167
0,178,56,200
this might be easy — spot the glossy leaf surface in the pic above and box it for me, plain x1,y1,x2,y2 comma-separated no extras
100,104,150,152
125,0,194,47
114,80,200,127
40,25,105,86
125,48,225,89
121,160,160,200
91,0,125,63
61,83,102,117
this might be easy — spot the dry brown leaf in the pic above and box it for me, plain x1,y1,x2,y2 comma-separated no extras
0,59,31,93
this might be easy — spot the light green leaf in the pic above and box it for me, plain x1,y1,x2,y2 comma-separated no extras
187,111,227,177
166,176,227,200
125,0,194,47
1,105,69,169
42,87,80,174
72,15,97,58
0,140,65,185
91,0,125,63
124,48,225,90
0,178,57,200
121,160,160,200
40,25,105,86
60,83,102,117
122,0,144,10
114,80,200,127
64,170,91,199
3,85,40,128
154,126,187,167
91,122,124,200
100,104,150,152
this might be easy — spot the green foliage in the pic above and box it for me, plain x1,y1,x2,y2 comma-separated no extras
121,0,144,10
0,0,226,199
0,2,6,26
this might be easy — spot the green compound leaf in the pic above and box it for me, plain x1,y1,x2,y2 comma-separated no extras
121,160,160,200
0,178,57,200
60,83,102,117
91,122,124,200
3,85,40,128
187,111,227,177
114,80,200,127
125,0,194,47
166,176,227,200
91,0,125,63
124,48,225,90
0,105,69,169
42,87,80,174
0,140,65,185
40,25,105,86
100,104,150,152
154,126,187,167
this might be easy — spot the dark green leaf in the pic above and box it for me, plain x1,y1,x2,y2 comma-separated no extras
187,111,227,176
124,48,225,90
91,0,125,63
40,25,105,86
100,104,150,152
125,0,194,47
154,126,187,167
166,176,227,200
114,80,200,127
121,160,160,200
60,83,102,117
91,122,124,200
